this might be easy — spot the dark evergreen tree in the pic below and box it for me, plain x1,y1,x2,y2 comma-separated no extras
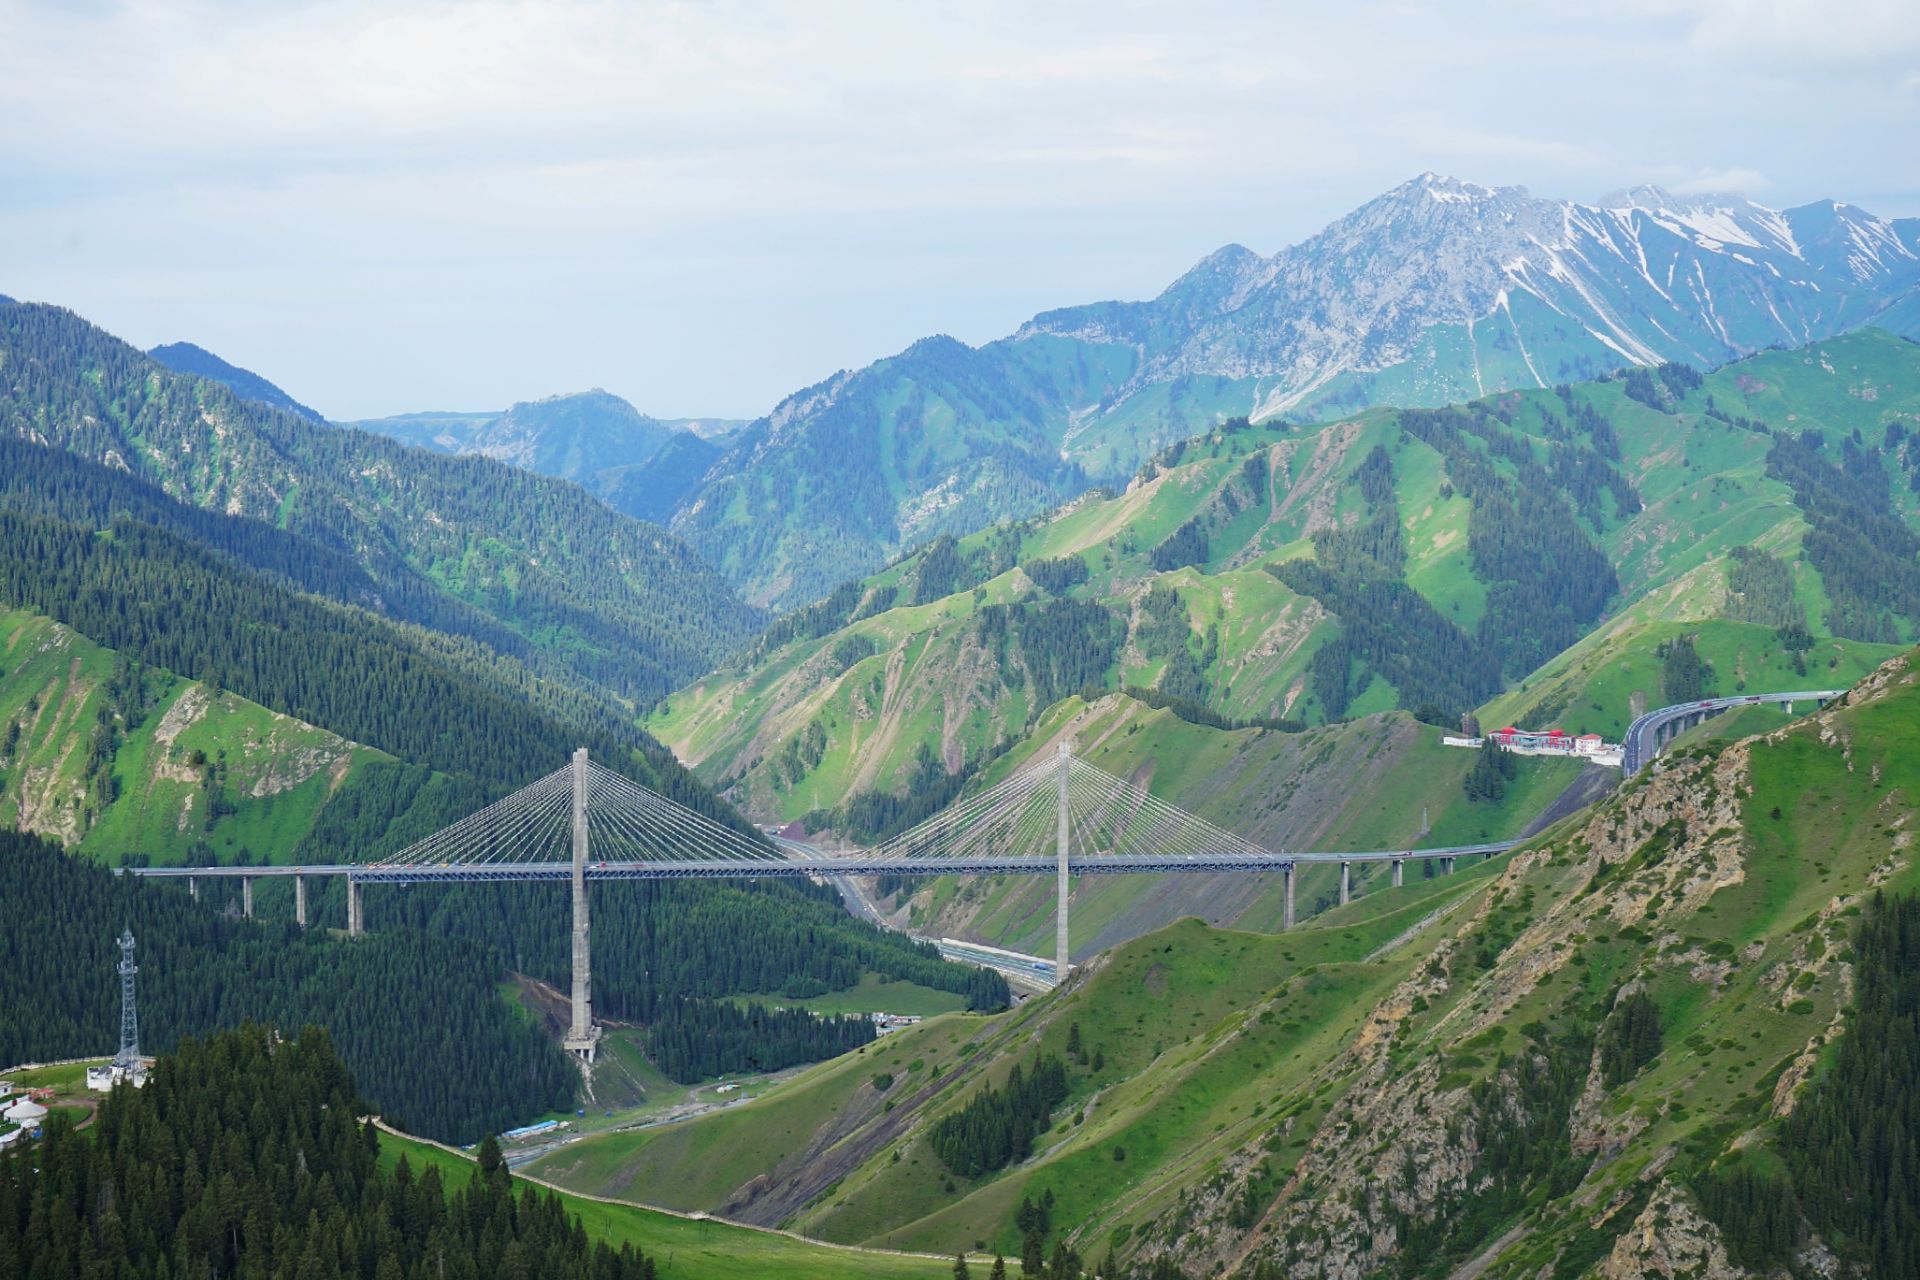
1597,989,1662,1088
930,1054,1071,1177
1660,634,1710,704
1462,739,1516,803
0,1024,657,1280
1780,892,1920,1275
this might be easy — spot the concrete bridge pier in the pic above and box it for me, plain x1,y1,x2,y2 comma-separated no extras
294,875,307,929
1392,858,1404,888
1340,861,1352,906
1442,856,1455,876
242,876,254,919
346,876,364,937
1283,864,1296,929
188,876,197,902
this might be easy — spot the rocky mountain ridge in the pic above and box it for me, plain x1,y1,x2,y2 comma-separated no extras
678,175,1920,606
1025,174,1920,415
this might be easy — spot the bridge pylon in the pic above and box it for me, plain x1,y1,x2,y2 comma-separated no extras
1055,741,1072,984
562,746,601,1063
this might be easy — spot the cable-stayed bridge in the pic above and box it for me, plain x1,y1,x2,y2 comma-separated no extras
123,686,1843,1058
130,744,1506,1057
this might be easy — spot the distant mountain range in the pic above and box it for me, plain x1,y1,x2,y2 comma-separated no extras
342,395,749,526
671,175,1920,608
114,175,1920,611
149,340,327,422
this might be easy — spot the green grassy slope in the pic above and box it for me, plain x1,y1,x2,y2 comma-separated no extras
887,692,1584,956
1481,617,1902,739
0,607,385,865
659,332,1920,842
532,861,1506,1254
377,1127,961,1279
545,649,1920,1275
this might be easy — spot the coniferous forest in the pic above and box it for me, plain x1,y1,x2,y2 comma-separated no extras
1778,892,1920,1274
0,831,574,1143
0,505,682,797
0,1024,656,1280
0,824,1008,1130
930,1054,1071,1177
0,302,761,704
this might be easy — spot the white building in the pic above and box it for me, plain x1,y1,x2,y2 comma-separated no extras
87,1062,148,1092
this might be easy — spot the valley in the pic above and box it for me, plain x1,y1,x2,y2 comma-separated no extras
529,651,1920,1275
6,90,1920,1274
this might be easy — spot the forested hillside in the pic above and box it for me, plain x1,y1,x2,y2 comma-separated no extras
0,1023,655,1278
0,606,393,863
0,831,573,1141
149,338,326,421
0,301,761,702
368,876,1007,1082
656,330,1920,835
540,651,1920,1277
0,432,742,828
0,344,1006,1102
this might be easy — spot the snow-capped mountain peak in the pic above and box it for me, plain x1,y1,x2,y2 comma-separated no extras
1022,176,1920,412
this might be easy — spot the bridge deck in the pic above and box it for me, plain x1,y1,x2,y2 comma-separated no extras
1620,689,1842,773
127,843,1514,882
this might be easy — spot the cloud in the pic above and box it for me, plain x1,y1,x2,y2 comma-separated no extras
0,0,1914,419
1664,167,1773,195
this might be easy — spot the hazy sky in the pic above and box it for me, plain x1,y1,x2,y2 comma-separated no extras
3,1,1918,420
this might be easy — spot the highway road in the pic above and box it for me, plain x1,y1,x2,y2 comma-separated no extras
1620,689,1844,773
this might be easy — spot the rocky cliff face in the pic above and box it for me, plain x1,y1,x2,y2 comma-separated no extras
1118,653,1920,1278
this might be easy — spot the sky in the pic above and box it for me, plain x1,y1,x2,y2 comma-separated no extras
3,1,1918,421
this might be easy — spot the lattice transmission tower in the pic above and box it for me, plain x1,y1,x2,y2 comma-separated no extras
113,928,139,1070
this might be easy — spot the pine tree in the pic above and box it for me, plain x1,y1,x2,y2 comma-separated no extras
1022,1230,1046,1275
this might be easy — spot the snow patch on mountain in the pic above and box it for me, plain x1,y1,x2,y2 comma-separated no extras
1022,174,1920,404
